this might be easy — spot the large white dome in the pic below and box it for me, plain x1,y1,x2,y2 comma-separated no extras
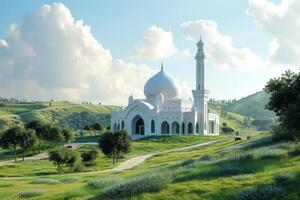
144,67,179,99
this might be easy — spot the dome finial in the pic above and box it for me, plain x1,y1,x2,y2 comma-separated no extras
161,62,164,71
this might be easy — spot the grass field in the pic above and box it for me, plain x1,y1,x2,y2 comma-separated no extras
2,132,300,200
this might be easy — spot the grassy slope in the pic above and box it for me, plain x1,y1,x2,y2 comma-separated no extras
4,133,300,200
0,101,118,130
0,135,221,177
222,91,276,121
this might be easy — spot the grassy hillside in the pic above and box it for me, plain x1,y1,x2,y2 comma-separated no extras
222,91,276,121
2,134,300,200
0,101,119,130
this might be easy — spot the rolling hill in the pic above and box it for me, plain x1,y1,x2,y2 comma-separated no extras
0,101,119,130
222,91,276,121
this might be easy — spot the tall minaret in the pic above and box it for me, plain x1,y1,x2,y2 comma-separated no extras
192,38,209,135
195,38,205,90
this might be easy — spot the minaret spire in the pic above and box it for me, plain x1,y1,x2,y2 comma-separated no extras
161,62,164,71
195,37,205,90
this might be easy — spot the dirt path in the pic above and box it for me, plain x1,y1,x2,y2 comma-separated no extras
0,139,221,179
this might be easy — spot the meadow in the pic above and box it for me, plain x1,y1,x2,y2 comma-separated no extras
2,132,299,200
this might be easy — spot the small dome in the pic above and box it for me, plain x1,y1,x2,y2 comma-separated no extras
144,67,179,99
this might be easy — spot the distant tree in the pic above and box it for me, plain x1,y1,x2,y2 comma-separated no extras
81,150,98,166
83,125,92,131
61,128,74,142
93,123,102,132
265,70,300,140
26,120,49,153
45,126,64,143
0,126,23,162
19,129,38,161
98,131,131,165
243,117,252,128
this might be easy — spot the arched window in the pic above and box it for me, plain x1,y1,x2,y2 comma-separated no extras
188,123,193,134
113,123,117,131
117,123,120,131
161,121,170,134
196,123,199,133
151,120,155,133
181,122,185,134
121,121,125,130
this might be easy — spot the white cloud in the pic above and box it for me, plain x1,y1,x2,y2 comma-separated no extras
181,19,263,70
247,0,300,67
0,3,157,105
131,26,177,59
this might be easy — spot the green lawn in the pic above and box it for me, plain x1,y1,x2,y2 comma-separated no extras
4,132,298,200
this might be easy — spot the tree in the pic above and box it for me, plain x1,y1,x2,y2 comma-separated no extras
48,147,67,173
26,120,49,153
19,129,38,161
0,126,23,162
98,131,131,165
93,123,102,132
81,150,98,166
265,70,300,140
61,128,74,142
45,126,64,144
64,149,81,172
48,147,81,173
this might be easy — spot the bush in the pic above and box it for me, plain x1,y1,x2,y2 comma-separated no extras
60,176,79,183
87,178,119,190
19,189,44,198
273,173,294,184
288,148,300,156
31,178,59,185
181,159,195,167
248,148,287,160
199,154,213,161
103,172,173,199
218,166,242,176
236,184,286,200
81,150,98,166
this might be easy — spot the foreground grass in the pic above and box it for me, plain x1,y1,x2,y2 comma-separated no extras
0,135,223,177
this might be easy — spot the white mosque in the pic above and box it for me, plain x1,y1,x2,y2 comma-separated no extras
111,38,219,138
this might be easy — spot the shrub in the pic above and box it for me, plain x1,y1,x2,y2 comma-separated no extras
19,189,44,198
236,184,286,200
288,148,300,156
199,154,213,161
81,150,98,166
60,176,79,183
87,178,119,190
31,178,59,185
218,166,242,176
273,173,294,184
181,159,195,167
249,148,287,160
103,172,173,199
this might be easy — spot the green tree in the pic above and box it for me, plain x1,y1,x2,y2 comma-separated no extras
0,126,23,162
265,70,300,140
98,130,131,165
61,128,74,142
26,120,50,153
48,147,67,173
81,150,98,166
19,129,38,161
93,123,102,132
45,126,64,144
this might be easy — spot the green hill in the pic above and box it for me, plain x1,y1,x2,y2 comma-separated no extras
0,101,119,130
222,91,276,121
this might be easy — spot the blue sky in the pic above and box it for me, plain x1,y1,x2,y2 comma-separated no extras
0,0,298,104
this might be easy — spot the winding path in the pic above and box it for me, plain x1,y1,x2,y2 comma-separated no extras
0,139,221,179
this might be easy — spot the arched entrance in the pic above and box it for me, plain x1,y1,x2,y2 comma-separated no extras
161,121,170,134
171,121,180,134
132,115,145,135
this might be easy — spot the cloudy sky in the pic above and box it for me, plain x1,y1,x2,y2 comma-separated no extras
0,0,299,105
